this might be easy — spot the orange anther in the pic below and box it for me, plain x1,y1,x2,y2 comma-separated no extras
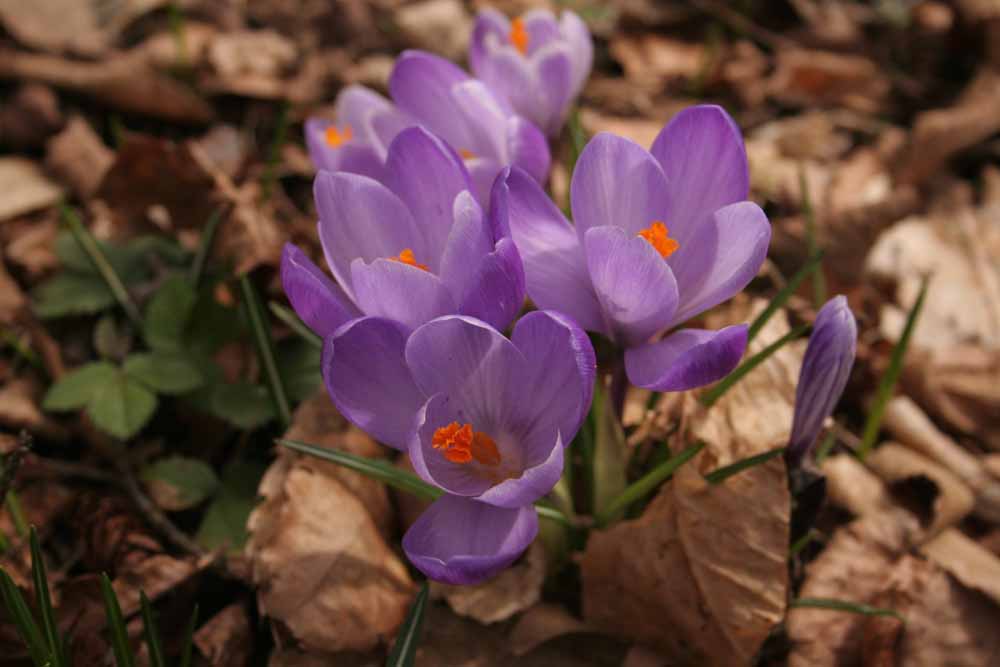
324,124,353,148
637,221,680,259
459,148,476,160
432,422,502,466
510,17,529,55
389,248,429,271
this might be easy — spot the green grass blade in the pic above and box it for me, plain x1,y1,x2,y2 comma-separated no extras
0,568,49,666
261,102,290,202
100,574,134,667
188,206,226,286
858,276,929,460
62,205,143,330
139,592,165,667
386,582,429,667
813,431,837,466
799,165,827,308
590,380,628,523
703,447,785,485
747,250,825,342
565,107,588,175
790,597,903,621
701,324,811,408
594,442,705,528
789,529,820,557
179,604,198,667
29,528,62,667
239,275,292,428
269,302,322,349
7,491,29,538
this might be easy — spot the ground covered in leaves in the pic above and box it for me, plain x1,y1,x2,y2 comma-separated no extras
2,0,1000,665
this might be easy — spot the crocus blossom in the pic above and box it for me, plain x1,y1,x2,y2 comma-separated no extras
470,8,593,137
304,85,412,183
787,296,857,465
493,104,771,393
389,50,551,204
321,312,595,583
283,125,525,339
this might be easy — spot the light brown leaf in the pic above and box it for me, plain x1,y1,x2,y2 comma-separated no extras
195,604,252,667
0,157,63,223
45,116,113,199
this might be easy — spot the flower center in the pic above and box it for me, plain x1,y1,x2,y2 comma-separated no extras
324,124,353,148
459,148,476,160
637,221,680,259
510,17,529,55
432,422,502,466
389,248,429,271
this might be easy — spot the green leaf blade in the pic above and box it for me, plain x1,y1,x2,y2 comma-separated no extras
141,457,219,511
124,352,205,395
100,574,135,667
87,371,158,440
43,362,117,411
386,582,429,667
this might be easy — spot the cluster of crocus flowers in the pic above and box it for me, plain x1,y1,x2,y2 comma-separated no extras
787,296,858,465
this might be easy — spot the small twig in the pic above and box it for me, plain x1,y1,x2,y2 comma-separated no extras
118,471,204,557
20,456,119,485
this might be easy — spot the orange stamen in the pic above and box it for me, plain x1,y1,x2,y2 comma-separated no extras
432,422,502,466
389,248,429,271
637,221,680,259
510,17,529,55
324,124,353,148
459,148,476,160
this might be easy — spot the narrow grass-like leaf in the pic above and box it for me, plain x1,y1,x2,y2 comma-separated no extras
799,165,827,308
188,206,225,286
240,275,292,427
279,439,572,527
790,596,903,621
386,582,429,667
62,205,143,330
594,442,705,528
701,324,811,408
590,380,628,523
269,301,322,349
704,447,785,485
261,102,290,202
747,250,825,342
101,573,134,667
140,592,165,667
179,604,199,667
0,568,48,666
789,529,820,557
813,430,837,465
566,107,588,175
7,492,29,538
858,276,928,460
167,2,189,68
29,528,62,667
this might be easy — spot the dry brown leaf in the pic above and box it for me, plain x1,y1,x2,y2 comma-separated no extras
0,258,26,324
0,157,63,223
111,553,207,616
0,0,164,56
609,35,708,90
581,303,794,665
45,116,114,199
195,604,252,667
0,83,62,150
508,603,588,657
768,48,890,112
246,444,413,653
394,0,472,62
2,215,59,277
268,648,379,667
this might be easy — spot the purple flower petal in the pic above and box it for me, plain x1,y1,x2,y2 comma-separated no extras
409,393,493,497
506,116,551,184
470,9,511,74
402,495,538,585
384,127,471,271
466,157,504,208
788,296,857,464
476,430,564,508
450,80,512,159
559,10,593,92
510,310,596,444
457,237,526,332
390,50,474,151
304,118,385,180
280,243,360,338
584,226,680,346
522,9,561,52
472,48,538,128
624,325,748,392
439,191,493,301
669,201,771,325
570,133,670,239
651,105,749,248
321,317,423,450
534,45,574,135
335,84,396,139
314,171,426,297
350,258,457,332
493,167,604,332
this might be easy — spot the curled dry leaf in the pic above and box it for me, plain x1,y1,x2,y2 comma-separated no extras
581,302,795,665
195,604,253,667
0,157,63,223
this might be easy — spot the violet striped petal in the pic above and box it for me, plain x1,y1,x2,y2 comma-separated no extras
625,325,748,392
280,243,360,338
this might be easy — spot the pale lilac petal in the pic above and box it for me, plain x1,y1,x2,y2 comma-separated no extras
280,243,360,338
314,171,425,297
510,310,596,444
384,127,471,271
493,168,604,333
390,50,473,150
570,133,670,239
350,259,456,332
304,118,384,180
507,116,551,184
405,316,524,432
466,157,503,208
334,84,395,135
450,80,511,160
409,393,493,498
651,105,749,247
439,191,493,302
476,431,563,507
534,45,574,135
558,10,594,93
367,106,412,158
669,201,771,325
584,226,680,346
321,317,422,450
788,296,857,464
473,48,538,128
522,9,561,52
625,325,748,392
457,237,525,332
402,495,538,585
470,9,511,74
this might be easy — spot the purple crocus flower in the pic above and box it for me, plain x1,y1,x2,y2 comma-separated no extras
304,85,412,183
470,8,593,137
389,50,551,205
282,125,525,338
787,296,857,464
492,104,771,393
322,312,594,584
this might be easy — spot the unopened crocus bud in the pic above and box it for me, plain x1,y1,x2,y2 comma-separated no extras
787,296,857,465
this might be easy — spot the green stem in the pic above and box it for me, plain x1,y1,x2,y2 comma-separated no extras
240,276,292,428
748,250,825,342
